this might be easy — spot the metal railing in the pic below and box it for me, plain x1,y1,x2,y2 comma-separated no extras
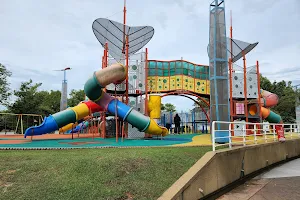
212,121,300,151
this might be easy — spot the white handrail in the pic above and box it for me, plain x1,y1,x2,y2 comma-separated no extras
211,121,300,151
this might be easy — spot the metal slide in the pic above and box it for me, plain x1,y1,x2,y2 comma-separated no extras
24,63,168,137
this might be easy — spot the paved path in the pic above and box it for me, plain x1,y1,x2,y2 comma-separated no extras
218,158,300,200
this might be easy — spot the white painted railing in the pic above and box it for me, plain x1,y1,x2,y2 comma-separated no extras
212,121,300,151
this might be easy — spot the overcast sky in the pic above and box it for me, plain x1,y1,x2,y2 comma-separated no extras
1,0,299,112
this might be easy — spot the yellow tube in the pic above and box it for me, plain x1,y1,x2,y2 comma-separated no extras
71,103,90,120
148,95,161,119
145,119,168,136
59,122,78,133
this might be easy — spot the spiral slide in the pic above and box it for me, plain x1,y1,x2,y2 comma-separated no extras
24,101,103,137
249,89,282,123
24,63,168,138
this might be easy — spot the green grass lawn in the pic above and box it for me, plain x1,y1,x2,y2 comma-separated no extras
0,147,210,200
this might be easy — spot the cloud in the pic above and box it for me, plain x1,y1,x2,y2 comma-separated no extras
0,0,299,112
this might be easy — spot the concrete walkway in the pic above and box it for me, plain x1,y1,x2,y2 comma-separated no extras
218,158,300,200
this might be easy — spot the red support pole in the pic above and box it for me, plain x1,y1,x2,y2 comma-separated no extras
229,58,233,121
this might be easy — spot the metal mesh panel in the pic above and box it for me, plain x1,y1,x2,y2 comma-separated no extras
128,52,146,94
128,125,145,139
209,2,230,132
92,18,154,62
227,38,258,63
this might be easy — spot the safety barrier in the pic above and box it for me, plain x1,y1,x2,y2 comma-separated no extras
212,121,300,151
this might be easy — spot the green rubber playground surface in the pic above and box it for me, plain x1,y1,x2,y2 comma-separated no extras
0,134,198,149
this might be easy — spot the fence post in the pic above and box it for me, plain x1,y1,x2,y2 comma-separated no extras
254,124,257,144
242,123,246,146
228,122,232,149
273,124,276,141
264,124,268,143
290,124,293,139
212,121,215,151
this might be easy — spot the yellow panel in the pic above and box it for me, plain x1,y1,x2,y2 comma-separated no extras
156,76,163,92
170,76,176,90
194,79,208,94
175,75,182,90
199,80,207,94
182,75,189,90
188,77,195,92
161,77,170,91
194,78,201,93
147,77,156,91
206,81,210,94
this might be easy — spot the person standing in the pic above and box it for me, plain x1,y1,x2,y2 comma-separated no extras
174,113,181,134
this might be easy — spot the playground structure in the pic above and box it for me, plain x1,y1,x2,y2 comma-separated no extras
14,0,285,144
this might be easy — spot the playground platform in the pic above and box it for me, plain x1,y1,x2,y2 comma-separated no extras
0,133,212,149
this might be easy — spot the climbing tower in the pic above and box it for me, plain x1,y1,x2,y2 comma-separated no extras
208,0,230,142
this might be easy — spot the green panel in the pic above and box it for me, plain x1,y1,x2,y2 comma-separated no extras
126,109,150,131
170,69,175,76
170,62,175,69
175,61,182,69
148,68,156,76
183,68,188,75
183,62,188,69
52,109,77,128
201,74,208,79
188,70,194,77
148,61,156,69
157,62,163,69
163,69,169,76
147,61,209,78
188,63,195,71
175,68,183,75
163,62,169,69
84,73,103,101
157,69,163,76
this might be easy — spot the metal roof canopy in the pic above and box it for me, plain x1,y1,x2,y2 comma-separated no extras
92,18,154,62
207,38,258,63
227,37,258,63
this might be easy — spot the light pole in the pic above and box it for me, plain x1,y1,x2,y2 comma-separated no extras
54,67,72,111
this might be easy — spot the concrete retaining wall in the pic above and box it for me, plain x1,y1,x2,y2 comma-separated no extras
158,139,300,200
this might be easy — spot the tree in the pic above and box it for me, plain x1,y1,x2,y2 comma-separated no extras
9,80,61,116
164,103,176,112
0,63,12,105
9,80,42,114
38,90,61,115
68,89,85,107
161,103,165,111
260,75,300,123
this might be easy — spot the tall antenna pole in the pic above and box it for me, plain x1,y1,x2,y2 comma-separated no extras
230,10,233,60
123,0,127,54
